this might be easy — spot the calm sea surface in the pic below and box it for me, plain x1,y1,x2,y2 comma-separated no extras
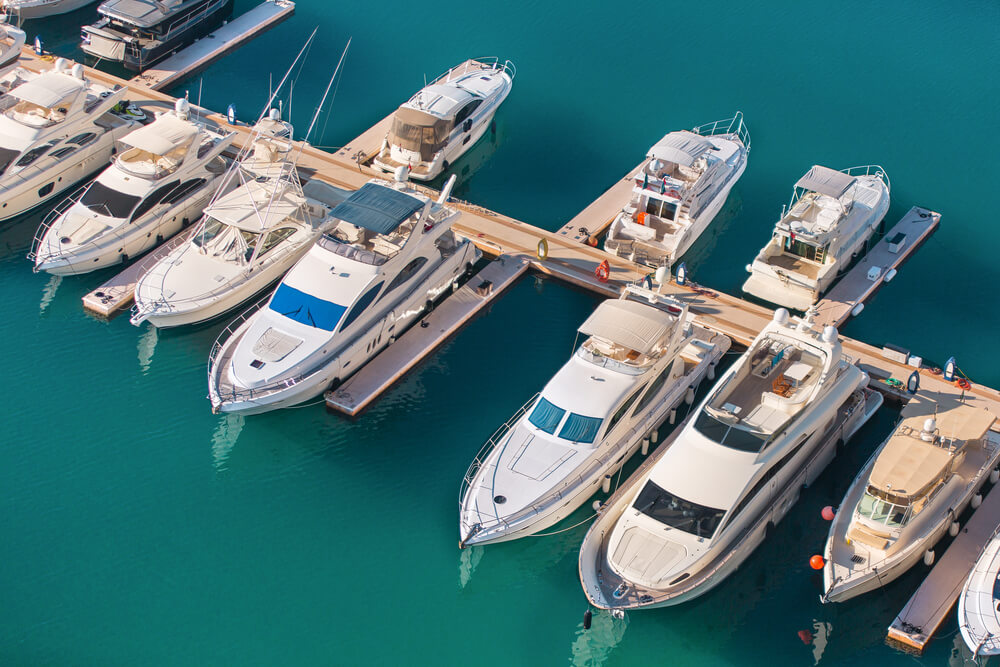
3,1,999,664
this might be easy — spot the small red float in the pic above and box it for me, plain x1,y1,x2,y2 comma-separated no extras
595,260,610,283
821,506,835,521
809,555,824,570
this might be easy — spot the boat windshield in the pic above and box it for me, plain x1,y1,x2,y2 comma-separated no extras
269,283,347,331
693,410,767,452
558,413,602,444
192,217,260,263
80,181,141,218
857,491,910,529
0,146,18,174
633,480,724,538
528,397,565,435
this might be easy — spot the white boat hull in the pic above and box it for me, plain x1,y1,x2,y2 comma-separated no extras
959,533,1000,656
3,0,95,19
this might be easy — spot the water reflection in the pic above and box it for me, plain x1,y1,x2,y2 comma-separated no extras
811,619,831,665
458,545,483,589
437,116,506,197
211,414,245,470
137,324,158,373
569,608,628,666
38,274,61,314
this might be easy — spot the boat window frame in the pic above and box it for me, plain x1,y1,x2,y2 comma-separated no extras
558,413,604,444
256,227,297,258
605,385,644,436
14,141,58,168
80,180,143,219
527,396,566,435
161,177,206,205
633,362,675,416
633,479,725,539
856,489,911,529
130,179,180,222
337,280,385,333
453,99,483,126
383,256,428,296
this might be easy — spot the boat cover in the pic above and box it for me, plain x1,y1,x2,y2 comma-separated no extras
120,114,196,155
647,131,711,167
12,73,83,107
578,299,675,355
330,183,423,235
795,166,856,199
207,180,305,232
390,106,452,162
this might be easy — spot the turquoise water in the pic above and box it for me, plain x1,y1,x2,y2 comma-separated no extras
3,1,999,664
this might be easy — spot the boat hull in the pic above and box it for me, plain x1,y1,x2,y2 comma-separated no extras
3,0,95,19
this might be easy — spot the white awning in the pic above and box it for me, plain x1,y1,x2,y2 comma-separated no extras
578,298,675,355
795,165,856,198
11,73,84,107
206,181,305,233
120,114,197,155
647,131,712,167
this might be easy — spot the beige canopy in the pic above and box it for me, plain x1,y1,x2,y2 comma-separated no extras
389,106,452,162
12,73,84,108
121,114,197,155
578,299,675,355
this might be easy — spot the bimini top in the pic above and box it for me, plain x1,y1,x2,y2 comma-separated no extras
120,114,196,155
647,131,712,167
578,299,675,355
330,183,424,235
98,0,185,28
207,180,306,233
868,394,996,502
795,165,856,199
11,72,84,107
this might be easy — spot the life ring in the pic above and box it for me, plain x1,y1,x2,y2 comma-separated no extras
956,377,972,390
585,235,598,247
595,260,610,283
536,238,549,261
636,211,647,226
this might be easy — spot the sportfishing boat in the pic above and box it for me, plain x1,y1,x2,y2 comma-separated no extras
822,393,998,603
207,169,481,414
959,530,1000,657
579,306,881,609
129,110,336,328
31,98,236,275
372,57,514,181
81,0,234,72
603,113,750,269
2,0,94,20
459,284,731,547
742,165,890,310
0,58,137,223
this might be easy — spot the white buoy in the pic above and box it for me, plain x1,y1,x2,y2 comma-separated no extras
641,439,649,456
821,325,838,344
685,387,695,405
53,57,68,72
884,268,897,282
924,549,935,566
949,521,960,537
592,500,603,512
972,494,983,509
991,469,999,484
651,429,659,443
745,263,753,273
707,363,716,381
851,303,865,317
268,107,280,121
602,475,612,494
669,409,677,425
71,63,84,79
393,165,409,183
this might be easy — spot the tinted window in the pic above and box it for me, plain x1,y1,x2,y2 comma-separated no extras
269,283,346,331
80,180,141,218
634,363,675,414
161,178,205,205
130,181,179,221
384,256,428,294
67,133,96,146
339,281,384,332
693,411,767,453
559,413,603,443
0,146,19,173
258,228,295,257
607,387,643,433
645,197,677,220
454,99,482,125
528,397,565,435
15,142,56,167
633,480,724,538
50,146,77,159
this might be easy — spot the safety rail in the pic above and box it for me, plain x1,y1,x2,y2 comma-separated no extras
692,111,751,153
438,57,516,85
27,182,89,265
603,236,672,269
841,164,891,194
459,393,540,504
120,0,230,55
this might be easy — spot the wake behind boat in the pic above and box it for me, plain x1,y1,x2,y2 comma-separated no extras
459,284,731,547
823,392,998,603
603,113,750,269
207,169,481,414
742,165,890,310
579,307,881,610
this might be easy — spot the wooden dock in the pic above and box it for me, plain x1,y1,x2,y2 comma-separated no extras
554,162,643,243
130,0,295,92
887,458,1000,654
324,256,529,416
82,228,196,319
815,206,940,328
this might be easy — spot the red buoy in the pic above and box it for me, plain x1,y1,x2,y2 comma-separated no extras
821,506,835,521
809,555,825,570
797,629,813,645
595,260,610,283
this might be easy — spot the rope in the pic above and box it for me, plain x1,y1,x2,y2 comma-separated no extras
528,512,597,537
283,397,328,409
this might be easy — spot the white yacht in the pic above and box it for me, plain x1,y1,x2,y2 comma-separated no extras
129,111,335,328
207,170,481,414
0,22,23,76
31,98,236,274
0,59,137,222
959,531,1000,657
603,113,750,269
742,165,890,310
822,393,998,603
459,285,731,547
372,58,514,181
579,307,881,609
2,0,94,19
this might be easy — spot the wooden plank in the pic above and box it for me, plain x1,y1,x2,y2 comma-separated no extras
130,1,296,92
324,256,529,416
815,207,940,328
554,161,643,243
887,467,1000,653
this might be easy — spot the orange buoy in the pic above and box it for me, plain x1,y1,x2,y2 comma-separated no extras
586,235,598,247
595,260,610,283
636,211,647,226
809,555,825,570
821,506,835,521
957,377,971,390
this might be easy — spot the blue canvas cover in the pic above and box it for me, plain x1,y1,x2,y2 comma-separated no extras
330,183,424,235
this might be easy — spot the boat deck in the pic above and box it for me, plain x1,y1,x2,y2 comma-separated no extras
816,207,940,327
129,0,295,92
768,253,822,279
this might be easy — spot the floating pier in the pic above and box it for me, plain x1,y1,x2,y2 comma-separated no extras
887,469,1000,654
130,0,295,92
554,163,643,244
815,206,940,328
324,256,529,416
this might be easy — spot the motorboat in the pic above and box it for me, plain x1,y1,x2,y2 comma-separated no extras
579,306,881,609
81,0,234,72
207,169,481,414
2,0,94,20
129,110,339,328
372,57,514,181
603,113,750,269
0,22,23,77
959,530,1000,657
742,165,890,310
0,58,138,222
822,392,998,603
459,284,731,547
31,98,235,274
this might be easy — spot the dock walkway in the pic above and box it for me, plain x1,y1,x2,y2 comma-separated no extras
324,256,529,416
